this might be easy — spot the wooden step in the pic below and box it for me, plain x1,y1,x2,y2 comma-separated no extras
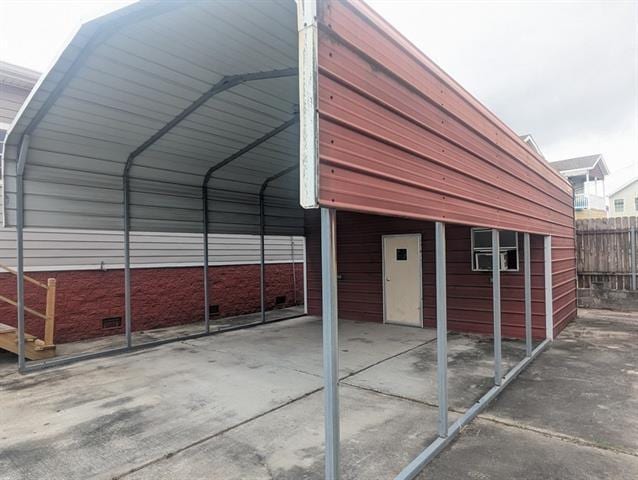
0,323,56,360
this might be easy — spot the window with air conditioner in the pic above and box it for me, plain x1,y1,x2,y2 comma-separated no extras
471,228,519,272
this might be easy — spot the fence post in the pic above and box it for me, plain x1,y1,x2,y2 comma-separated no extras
44,278,56,346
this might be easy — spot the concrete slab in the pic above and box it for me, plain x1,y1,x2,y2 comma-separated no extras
124,385,455,480
344,332,527,410
0,334,321,479
418,419,638,480
0,316,435,480
483,310,638,453
0,306,305,377
183,317,436,379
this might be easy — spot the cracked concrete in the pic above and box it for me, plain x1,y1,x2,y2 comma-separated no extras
0,309,636,479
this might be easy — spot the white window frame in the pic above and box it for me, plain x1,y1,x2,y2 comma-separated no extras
471,228,519,272
614,198,624,213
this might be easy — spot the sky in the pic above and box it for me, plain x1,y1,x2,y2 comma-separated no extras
1,0,637,191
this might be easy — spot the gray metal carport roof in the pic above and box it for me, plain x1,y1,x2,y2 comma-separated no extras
3,0,303,235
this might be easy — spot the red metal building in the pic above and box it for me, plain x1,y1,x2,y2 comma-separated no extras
2,0,577,477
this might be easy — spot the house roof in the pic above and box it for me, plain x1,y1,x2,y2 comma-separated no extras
550,154,609,177
518,134,544,158
0,61,40,90
609,177,638,197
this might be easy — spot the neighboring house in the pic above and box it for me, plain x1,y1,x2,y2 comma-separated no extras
519,133,545,159
550,154,609,219
608,178,638,217
0,61,304,344
0,60,40,134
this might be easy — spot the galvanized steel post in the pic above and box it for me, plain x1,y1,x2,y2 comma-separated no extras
435,222,448,437
203,185,210,332
492,229,502,386
290,236,298,306
303,237,308,314
631,225,636,291
123,175,132,348
16,175,26,372
321,208,340,480
524,233,532,357
544,236,554,340
15,135,31,372
259,190,266,323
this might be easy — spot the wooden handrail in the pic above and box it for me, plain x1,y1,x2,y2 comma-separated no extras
0,262,48,289
0,271,57,347
0,294,47,320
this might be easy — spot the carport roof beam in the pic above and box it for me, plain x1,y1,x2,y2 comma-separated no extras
259,165,299,323
124,67,298,176
19,1,188,140
203,114,299,187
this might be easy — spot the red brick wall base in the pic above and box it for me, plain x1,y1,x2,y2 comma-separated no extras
0,263,303,344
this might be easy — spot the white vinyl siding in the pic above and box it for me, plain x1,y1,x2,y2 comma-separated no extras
0,227,304,272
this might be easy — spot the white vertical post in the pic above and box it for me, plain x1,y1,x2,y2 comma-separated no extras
492,229,502,386
321,208,339,480
524,233,532,357
435,222,448,437
544,235,554,341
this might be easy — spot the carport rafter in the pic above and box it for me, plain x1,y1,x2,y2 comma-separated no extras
13,1,190,372
122,68,298,344
259,165,299,323
201,115,300,330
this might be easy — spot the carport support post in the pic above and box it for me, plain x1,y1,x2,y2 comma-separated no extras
631,225,636,291
492,229,502,386
203,186,210,333
259,190,266,323
16,135,31,372
123,177,132,348
524,233,532,357
435,222,448,437
544,236,554,341
321,208,340,480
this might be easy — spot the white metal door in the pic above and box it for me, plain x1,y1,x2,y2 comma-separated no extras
383,234,423,327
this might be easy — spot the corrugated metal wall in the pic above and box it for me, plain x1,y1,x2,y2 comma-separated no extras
306,211,576,339
0,228,304,271
315,0,574,236
310,0,577,333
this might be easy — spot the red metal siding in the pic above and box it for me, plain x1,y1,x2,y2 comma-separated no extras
306,210,553,339
316,0,573,237
312,0,577,334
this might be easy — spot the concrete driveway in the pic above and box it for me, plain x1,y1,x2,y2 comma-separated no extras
0,310,636,479
419,309,638,479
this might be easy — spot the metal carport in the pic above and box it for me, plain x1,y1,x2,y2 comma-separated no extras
2,0,577,479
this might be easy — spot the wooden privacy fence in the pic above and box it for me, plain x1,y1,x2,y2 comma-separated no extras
576,217,637,290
